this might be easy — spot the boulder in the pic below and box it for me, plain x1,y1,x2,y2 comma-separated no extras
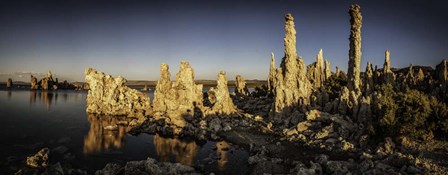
26,148,50,168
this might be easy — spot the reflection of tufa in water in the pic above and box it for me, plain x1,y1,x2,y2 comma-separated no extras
83,114,131,154
153,134,197,166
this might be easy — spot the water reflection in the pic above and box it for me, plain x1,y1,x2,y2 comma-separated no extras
216,141,229,170
7,91,12,100
83,114,130,154
30,91,37,105
153,135,197,166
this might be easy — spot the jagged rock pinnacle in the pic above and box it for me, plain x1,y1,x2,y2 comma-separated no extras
347,4,362,92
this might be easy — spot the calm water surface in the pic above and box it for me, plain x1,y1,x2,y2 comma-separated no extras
0,90,249,174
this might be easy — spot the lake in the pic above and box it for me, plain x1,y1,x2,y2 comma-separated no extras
0,90,249,174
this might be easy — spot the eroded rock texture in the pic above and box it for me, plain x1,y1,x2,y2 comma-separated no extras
235,75,249,96
307,49,326,89
152,61,203,132
382,50,396,84
324,59,331,81
271,13,311,118
268,52,276,93
347,4,362,92
363,62,374,95
85,68,151,122
30,75,39,90
26,148,49,168
40,71,56,90
208,71,237,115
6,78,12,88
153,63,176,113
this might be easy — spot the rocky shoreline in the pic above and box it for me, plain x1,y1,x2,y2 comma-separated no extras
10,3,448,175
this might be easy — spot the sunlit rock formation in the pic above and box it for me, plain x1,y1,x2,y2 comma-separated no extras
207,71,237,115
40,71,57,90
6,78,12,88
307,49,326,89
268,52,276,93
30,75,39,90
363,62,374,95
338,4,363,119
83,114,130,154
85,68,151,122
235,75,249,96
271,13,311,118
153,134,197,166
152,61,203,133
324,59,331,80
347,4,362,92
382,50,396,84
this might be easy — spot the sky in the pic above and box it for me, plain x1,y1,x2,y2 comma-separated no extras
0,0,447,82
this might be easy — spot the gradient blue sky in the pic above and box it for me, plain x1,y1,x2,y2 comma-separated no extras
1,0,447,82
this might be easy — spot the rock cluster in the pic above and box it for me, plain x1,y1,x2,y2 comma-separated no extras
152,61,203,133
26,148,50,168
6,78,12,88
40,71,57,90
235,75,249,96
85,68,151,122
95,157,198,175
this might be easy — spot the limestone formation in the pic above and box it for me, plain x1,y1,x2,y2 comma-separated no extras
235,75,249,96
416,68,425,82
152,61,203,132
40,71,56,90
324,59,331,80
347,4,362,92
435,59,447,88
208,71,237,115
268,52,276,93
6,78,12,88
363,62,374,95
271,13,311,118
335,66,340,77
153,63,176,113
30,75,39,90
307,49,326,89
382,50,395,84
173,61,203,112
85,68,151,121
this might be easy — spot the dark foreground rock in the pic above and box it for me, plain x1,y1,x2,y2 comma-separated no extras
95,157,199,175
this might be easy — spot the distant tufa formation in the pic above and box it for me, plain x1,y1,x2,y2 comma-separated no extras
27,70,76,90
85,68,151,123
235,75,249,96
6,78,12,88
